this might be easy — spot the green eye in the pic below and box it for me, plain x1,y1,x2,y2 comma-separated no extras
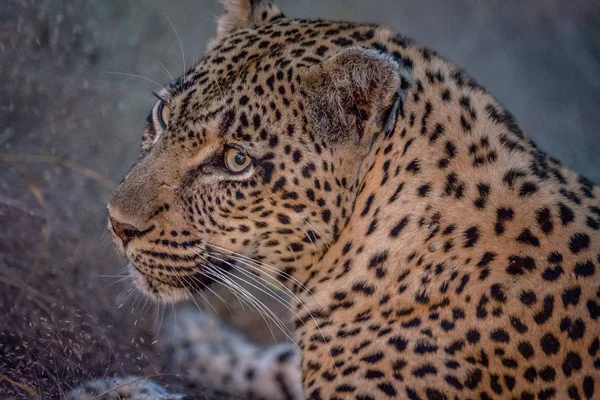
224,148,252,172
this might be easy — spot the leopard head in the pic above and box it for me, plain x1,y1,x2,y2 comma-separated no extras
107,0,404,301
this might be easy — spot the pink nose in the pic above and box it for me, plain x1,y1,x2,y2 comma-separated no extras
109,217,140,244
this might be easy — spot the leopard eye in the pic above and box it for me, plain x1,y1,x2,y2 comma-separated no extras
157,101,170,129
224,148,252,173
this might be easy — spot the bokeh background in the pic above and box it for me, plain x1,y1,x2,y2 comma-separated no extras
1,0,599,398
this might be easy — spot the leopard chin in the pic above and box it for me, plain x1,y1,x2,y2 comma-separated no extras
129,262,191,303
125,249,231,302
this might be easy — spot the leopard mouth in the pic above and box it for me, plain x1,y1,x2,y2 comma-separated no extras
126,252,235,301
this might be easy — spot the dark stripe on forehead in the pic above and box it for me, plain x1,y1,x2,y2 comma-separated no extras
190,104,227,124
221,109,236,134
168,70,204,98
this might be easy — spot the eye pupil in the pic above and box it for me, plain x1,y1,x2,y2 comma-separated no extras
234,153,246,166
224,147,252,173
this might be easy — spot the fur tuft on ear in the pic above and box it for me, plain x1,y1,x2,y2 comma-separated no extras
216,0,284,39
303,47,410,148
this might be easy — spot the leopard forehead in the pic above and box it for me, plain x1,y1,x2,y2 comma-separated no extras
156,19,390,150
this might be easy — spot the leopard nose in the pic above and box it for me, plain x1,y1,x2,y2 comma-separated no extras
109,216,141,245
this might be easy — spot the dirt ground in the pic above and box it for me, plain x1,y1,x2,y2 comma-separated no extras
1,0,599,398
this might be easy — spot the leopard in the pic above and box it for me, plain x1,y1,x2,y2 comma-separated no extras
93,0,600,398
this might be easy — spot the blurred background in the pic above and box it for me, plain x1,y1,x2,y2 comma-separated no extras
1,0,599,398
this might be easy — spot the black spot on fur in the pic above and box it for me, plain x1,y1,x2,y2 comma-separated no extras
463,227,480,247
516,229,540,247
569,232,590,254
540,333,560,355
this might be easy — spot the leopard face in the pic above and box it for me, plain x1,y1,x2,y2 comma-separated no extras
107,2,402,301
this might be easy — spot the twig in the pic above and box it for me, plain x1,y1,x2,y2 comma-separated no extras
0,273,54,316
1,160,53,307
0,371,38,398
0,153,116,189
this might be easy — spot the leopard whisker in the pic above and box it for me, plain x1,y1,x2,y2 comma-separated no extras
177,273,220,316
284,239,300,263
205,254,303,326
199,244,331,339
303,218,331,251
199,246,336,368
200,261,285,344
116,283,136,306
102,71,164,89
156,58,174,83
156,300,167,337
179,252,236,315
300,225,319,256
209,254,309,323
199,261,250,313
200,257,295,344
104,275,134,286
216,264,317,351
201,255,300,347
183,270,233,315
210,250,325,323
229,266,337,371
202,242,312,295
98,273,130,279
153,297,162,332
129,288,145,318
162,12,186,75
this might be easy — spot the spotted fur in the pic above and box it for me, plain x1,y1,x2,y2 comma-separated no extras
105,1,600,399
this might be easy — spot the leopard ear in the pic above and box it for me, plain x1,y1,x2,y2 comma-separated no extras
303,47,409,149
216,0,284,38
